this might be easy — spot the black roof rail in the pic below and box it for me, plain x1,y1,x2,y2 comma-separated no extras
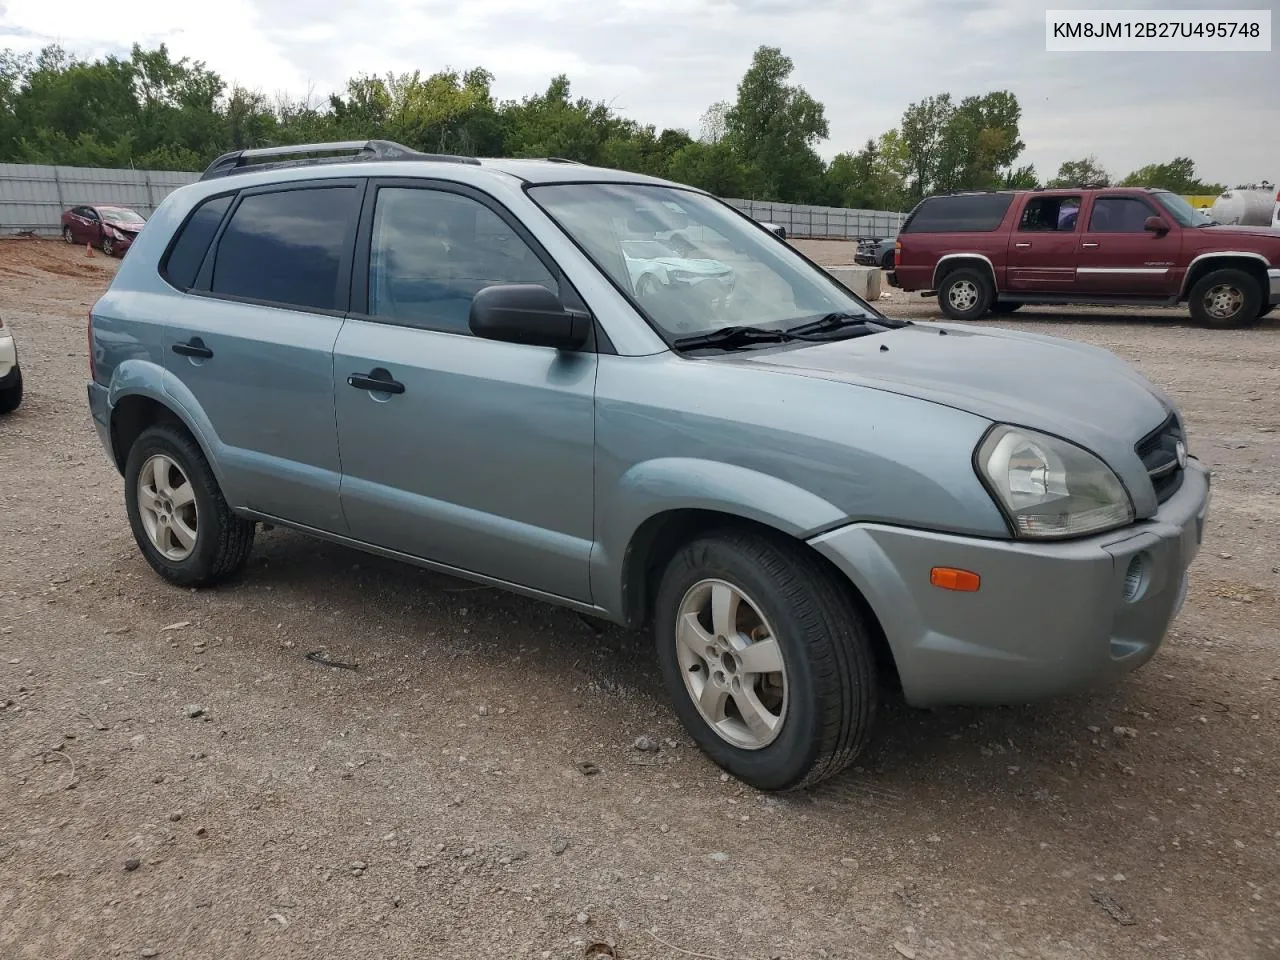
199,139,481,181
543,157,585,165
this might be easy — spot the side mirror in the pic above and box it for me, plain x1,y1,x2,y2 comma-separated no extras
1144,215,1170,234
761,222,787,239
469,283,590,351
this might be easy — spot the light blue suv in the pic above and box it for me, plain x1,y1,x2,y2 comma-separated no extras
87,140,1210,790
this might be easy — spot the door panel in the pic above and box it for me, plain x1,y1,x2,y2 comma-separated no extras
162,180,363,532
334,320,597,601
1005,194,1081,292
1076,196,1180,295
334,180,597,602
164,298,347,531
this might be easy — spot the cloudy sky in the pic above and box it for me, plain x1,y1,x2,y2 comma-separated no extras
1,0,1276,186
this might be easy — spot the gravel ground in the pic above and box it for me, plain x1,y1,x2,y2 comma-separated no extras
1,238,1278,960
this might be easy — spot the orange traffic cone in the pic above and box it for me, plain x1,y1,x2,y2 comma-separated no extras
85,242,94,258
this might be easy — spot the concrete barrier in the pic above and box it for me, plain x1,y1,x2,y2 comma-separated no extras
825,265,883,301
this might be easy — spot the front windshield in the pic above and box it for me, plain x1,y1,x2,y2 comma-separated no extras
100,208,145,225
528,182,878,338
1152,191,1214,227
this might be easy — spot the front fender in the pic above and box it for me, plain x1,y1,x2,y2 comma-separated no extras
590,457,848,620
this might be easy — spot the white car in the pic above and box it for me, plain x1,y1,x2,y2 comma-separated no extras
621,239,735,301
0,316,22,414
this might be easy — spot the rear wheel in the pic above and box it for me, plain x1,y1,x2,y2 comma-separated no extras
1188,268,1262,329
937,267,994,321
124,424,255,587
880,249,895,271
989,301,1022,315
654,528,878,791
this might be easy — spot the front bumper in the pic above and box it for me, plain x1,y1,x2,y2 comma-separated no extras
810,460,1211,707
1268,267,1279,305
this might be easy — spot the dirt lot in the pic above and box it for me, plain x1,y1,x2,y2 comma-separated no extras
1,238,1278,960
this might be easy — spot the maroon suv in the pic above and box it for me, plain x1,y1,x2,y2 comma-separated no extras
889,187,1280,328
60,205,147,258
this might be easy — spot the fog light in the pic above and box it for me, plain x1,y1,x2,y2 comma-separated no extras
1122,555,1146,602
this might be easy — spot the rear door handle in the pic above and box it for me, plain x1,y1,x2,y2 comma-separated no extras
347,369,406,395
172,337,213,359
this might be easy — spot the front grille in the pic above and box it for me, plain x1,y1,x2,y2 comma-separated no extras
1135,412,1185,504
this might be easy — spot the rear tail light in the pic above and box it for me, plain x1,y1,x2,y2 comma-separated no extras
894,241,902,267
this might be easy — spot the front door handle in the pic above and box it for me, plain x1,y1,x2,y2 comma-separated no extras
347,369,406,395
1082,242,1099,248
1014,242,1031,248
172,337,213,359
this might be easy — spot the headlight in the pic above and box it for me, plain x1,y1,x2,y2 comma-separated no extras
976,425,1133,539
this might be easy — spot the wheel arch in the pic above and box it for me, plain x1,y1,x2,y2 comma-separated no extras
106,376,225,494
1178,253,1271,300
932,253,998,293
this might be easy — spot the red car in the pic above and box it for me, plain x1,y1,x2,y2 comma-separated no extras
889,187,1280,329
60,205,147,257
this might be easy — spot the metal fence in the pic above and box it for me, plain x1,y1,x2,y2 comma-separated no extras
0,163,198,235
0,162,904,240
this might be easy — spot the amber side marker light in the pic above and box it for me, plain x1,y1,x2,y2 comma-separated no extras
930,567,981,592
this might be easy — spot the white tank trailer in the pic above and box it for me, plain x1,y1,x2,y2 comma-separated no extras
1209,182,1277,227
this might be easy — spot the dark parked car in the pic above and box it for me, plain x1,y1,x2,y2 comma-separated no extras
61,205,148,257
854,236,896,269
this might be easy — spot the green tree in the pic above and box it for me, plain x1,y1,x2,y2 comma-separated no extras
1047,156,1111,188
899,93,953,200
1120,157,1223,194
724,46,829,202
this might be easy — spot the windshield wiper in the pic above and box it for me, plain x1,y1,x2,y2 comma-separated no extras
671,325,801,352
785,311,908,337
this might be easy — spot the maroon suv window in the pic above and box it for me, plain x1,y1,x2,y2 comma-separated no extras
1088,197,1155,233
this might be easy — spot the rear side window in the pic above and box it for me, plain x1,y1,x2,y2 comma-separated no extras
901,194,1014,233
162,194,233,290
211,186,359,312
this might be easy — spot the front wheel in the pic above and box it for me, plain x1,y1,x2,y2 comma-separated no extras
937,268,994,321
124,424,255,587
1188,268,1262,329
62,226,74,245
654,529,878,791
100,236,115,257
0,366,22,414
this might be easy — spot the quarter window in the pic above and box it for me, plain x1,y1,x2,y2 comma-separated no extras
1088,197,1156,233
162,193,233,290
367,187,556,332
211,186,359,311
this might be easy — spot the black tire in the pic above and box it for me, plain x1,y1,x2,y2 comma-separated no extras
654,528,878,791
62,226,74,245
123,423,255,587
880,249,895,271
0,366,22,414
1188,268,1263,329
937,267,994,321
989,301,1022,315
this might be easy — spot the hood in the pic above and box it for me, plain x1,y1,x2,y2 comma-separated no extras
721,321,1174,483
105,222,143,237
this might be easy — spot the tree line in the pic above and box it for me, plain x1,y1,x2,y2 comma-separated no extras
0,43,1225,211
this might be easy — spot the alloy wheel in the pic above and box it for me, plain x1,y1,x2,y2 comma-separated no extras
136,454,199,561
674,579,788,750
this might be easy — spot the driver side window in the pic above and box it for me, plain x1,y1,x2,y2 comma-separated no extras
367,187,557,334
